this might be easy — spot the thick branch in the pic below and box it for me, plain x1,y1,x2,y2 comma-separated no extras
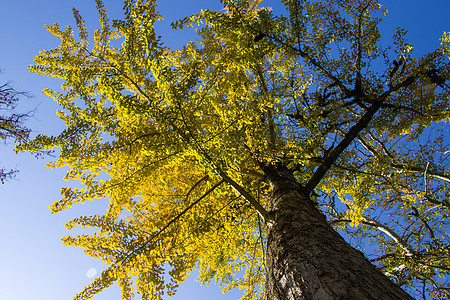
358,136,450,184
391,163,450,184
361,218,414,256
304,99,384,193
332,218,414,256
304,76,416,194
218,170,272,224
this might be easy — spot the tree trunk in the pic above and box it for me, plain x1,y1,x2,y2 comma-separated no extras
264,165,413,300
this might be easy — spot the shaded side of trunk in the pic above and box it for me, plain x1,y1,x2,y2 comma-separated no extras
264,166,413,300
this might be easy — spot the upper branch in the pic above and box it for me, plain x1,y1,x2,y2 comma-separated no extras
304,75,417,194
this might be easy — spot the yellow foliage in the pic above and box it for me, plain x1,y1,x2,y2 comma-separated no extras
21,0,450,299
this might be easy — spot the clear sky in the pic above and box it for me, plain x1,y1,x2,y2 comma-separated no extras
0,1,448,299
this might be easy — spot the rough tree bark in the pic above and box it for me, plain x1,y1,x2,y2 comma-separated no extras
264,165,414,300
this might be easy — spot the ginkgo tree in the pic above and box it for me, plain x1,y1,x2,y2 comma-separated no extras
20,0,450,299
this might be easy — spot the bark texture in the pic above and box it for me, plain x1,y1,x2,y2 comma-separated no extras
264,165,414,300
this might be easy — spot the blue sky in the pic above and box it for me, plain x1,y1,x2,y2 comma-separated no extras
0,0,448,299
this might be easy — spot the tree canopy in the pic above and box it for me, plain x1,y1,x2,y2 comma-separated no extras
21,0,450,299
